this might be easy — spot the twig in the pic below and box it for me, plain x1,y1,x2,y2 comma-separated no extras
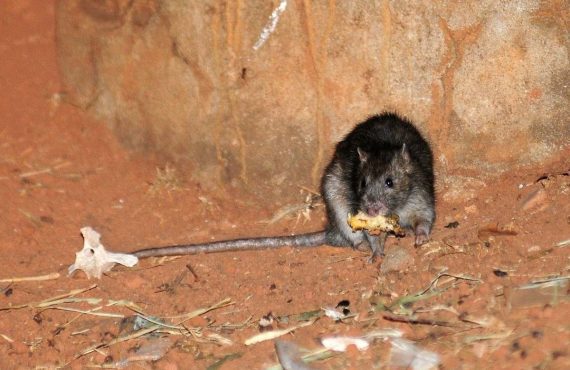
44,306,124,319
134,314,184,330
244,319,317,346
385,271,482,314
0,334,14,343
19,161,71,178
389,289,445,312
107,300,148,316
463,330,514,344
382,312,459,327
418,271,482,296
555,239,570,248
18,209,43,227
0,272,60,283
36,297,102,308
529,275,570,284
166,297,233,321
297,185,321,196
70,297,234,363
74,324,161,359
0,284,97,311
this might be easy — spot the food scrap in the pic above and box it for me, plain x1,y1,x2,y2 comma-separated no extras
347,212,405,236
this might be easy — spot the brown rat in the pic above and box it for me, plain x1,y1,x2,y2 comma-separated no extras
133,113,435,260
322,113,435,260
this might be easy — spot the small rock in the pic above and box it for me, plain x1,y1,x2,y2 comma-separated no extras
527,245,541,253
520,187,548,212
380,247,414,273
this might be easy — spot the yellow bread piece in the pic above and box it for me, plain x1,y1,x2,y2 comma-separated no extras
347,212,405,236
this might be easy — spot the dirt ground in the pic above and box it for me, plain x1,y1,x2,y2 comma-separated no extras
1,2,569,369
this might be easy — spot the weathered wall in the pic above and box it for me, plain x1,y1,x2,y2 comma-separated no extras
56,0,569,201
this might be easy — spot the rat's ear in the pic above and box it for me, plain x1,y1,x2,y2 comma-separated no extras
357,147,368,163
401,143,411,163
400,144,413,173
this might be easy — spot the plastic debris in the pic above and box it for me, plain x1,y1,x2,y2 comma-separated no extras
509,277,570,308
322,307,347,321
114,337,172,368
320,336,369,352
389,338,440,370
275,340,314,370
68,227,138,279
133,315,163,331
363,328,404,340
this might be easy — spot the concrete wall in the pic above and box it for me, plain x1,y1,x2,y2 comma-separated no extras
56,0,569,201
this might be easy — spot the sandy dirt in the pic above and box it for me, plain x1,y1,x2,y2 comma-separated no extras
1,2,569,369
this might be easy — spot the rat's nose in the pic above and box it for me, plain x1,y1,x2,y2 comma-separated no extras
365,202,388,217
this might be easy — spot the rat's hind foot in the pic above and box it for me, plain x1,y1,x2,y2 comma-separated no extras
366,250,385,264
413,221,431,246
354,241,371,252
364,232,387,263
415,232,430,246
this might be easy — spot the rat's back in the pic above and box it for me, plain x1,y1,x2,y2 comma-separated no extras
340,113,434,179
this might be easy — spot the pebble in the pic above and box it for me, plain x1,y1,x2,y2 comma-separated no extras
380,247,413,273
520,187,548,212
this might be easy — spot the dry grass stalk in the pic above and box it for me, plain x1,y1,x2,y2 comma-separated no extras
0,272,60,283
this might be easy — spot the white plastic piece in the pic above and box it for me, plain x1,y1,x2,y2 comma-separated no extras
320,336,369,352
68,227,139,279
389,338,441,370
322,307,346,321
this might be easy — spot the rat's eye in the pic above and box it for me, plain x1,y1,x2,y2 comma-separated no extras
385,178,393,188
360,178,367,190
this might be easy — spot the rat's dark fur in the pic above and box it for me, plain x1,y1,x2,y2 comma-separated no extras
322,113,435,259
133,113,435,259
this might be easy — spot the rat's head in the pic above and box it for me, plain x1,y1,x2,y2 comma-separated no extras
355,144,413,216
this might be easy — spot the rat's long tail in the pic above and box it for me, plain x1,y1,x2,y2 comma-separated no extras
133,231,327,258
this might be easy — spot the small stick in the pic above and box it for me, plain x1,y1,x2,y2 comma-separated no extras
186,264,199,281
555,239,570,248
19,161,71,178
74,324,161,359
0,272,60,283
382,312,458,327
0,334,14,343
244,319,317,346
418,271,482,296
45,306,124,319
70,297,233,363
297,185,321,196
0,284,97,311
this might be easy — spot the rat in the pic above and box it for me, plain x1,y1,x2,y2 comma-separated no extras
322,112,435,260
132,113,435,260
